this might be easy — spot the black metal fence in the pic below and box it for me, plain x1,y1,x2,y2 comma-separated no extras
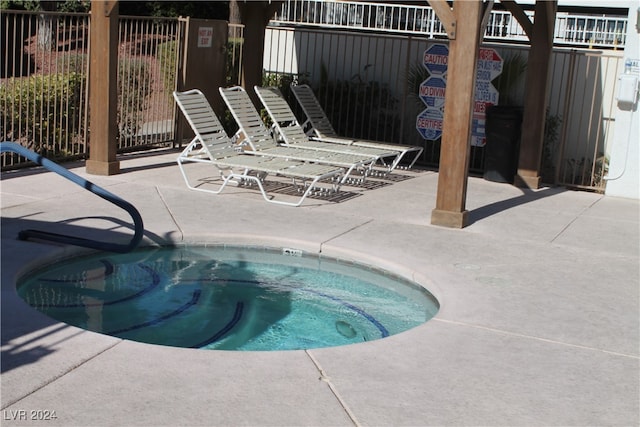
1,11,186,167
1,9,623,192
262,25,624,191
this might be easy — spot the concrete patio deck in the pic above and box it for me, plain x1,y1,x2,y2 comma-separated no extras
1,148,638,426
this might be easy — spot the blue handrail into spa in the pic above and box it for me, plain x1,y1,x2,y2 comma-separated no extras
1,142,144,253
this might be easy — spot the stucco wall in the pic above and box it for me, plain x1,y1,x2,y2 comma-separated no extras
605,2,640,199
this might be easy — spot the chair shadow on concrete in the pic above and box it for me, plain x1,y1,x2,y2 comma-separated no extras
1,320,77,375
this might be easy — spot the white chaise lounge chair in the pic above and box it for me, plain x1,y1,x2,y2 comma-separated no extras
254,86,403,176
174,89,344,207
219,86,375,185
290,83,424,170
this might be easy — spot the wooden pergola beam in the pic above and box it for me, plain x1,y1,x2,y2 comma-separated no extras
480,1,495,36
500,0,533,40
428,0,457,39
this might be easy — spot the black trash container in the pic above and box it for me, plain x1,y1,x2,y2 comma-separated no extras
483,106,523,183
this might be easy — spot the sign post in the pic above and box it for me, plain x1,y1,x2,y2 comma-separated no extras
417,108,444,141
471,48,503,146
422,43,449,76
197,27,213,48
416,44,503,146
417,43,449,141
419,76,447,109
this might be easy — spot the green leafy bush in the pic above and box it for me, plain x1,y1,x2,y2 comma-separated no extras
227,37,244,86
157,40,177,103
56,53,88,74
316,78,400,143
260,68,399,143
0,72,85,157
541,110,562,184
260,72,309,127
117,59,152,141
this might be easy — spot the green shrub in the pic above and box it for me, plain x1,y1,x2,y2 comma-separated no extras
260,69,399,143
0,72,85,157
262,72,308,96
259,72,310,128
117,59,152,141
541,110,562,184
157,40,177,103
317,78,399,143
55,53,88,74
227,37,244,86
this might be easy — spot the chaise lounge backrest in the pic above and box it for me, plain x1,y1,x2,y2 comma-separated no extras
289,84,339,138
253,86,312,146
218,86,279,151
173,89,238,159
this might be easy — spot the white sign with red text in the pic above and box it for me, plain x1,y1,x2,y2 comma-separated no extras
198,27,213,48
471,48,502,146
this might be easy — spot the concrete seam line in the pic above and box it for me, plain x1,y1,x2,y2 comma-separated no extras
549,195,603,244
319,219,374,253
435,318,639,359
305,349,361,427
155,185,184,243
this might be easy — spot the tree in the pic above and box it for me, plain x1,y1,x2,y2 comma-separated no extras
37,1,56,51
1,1,229,18
119,1,229,19
229,0,241,24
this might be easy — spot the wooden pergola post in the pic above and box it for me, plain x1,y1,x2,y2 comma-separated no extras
514,0,557,189
429,0,484,228
237,1,283,107
86,0,120,175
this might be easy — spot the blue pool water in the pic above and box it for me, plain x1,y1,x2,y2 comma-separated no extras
17,245,439,351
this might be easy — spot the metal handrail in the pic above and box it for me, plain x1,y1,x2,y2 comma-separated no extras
1,142,144,253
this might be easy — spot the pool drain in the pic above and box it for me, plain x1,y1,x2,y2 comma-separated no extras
335,320,357,338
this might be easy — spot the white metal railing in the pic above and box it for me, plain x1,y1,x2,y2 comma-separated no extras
272,0,628,48
555,13,627,48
